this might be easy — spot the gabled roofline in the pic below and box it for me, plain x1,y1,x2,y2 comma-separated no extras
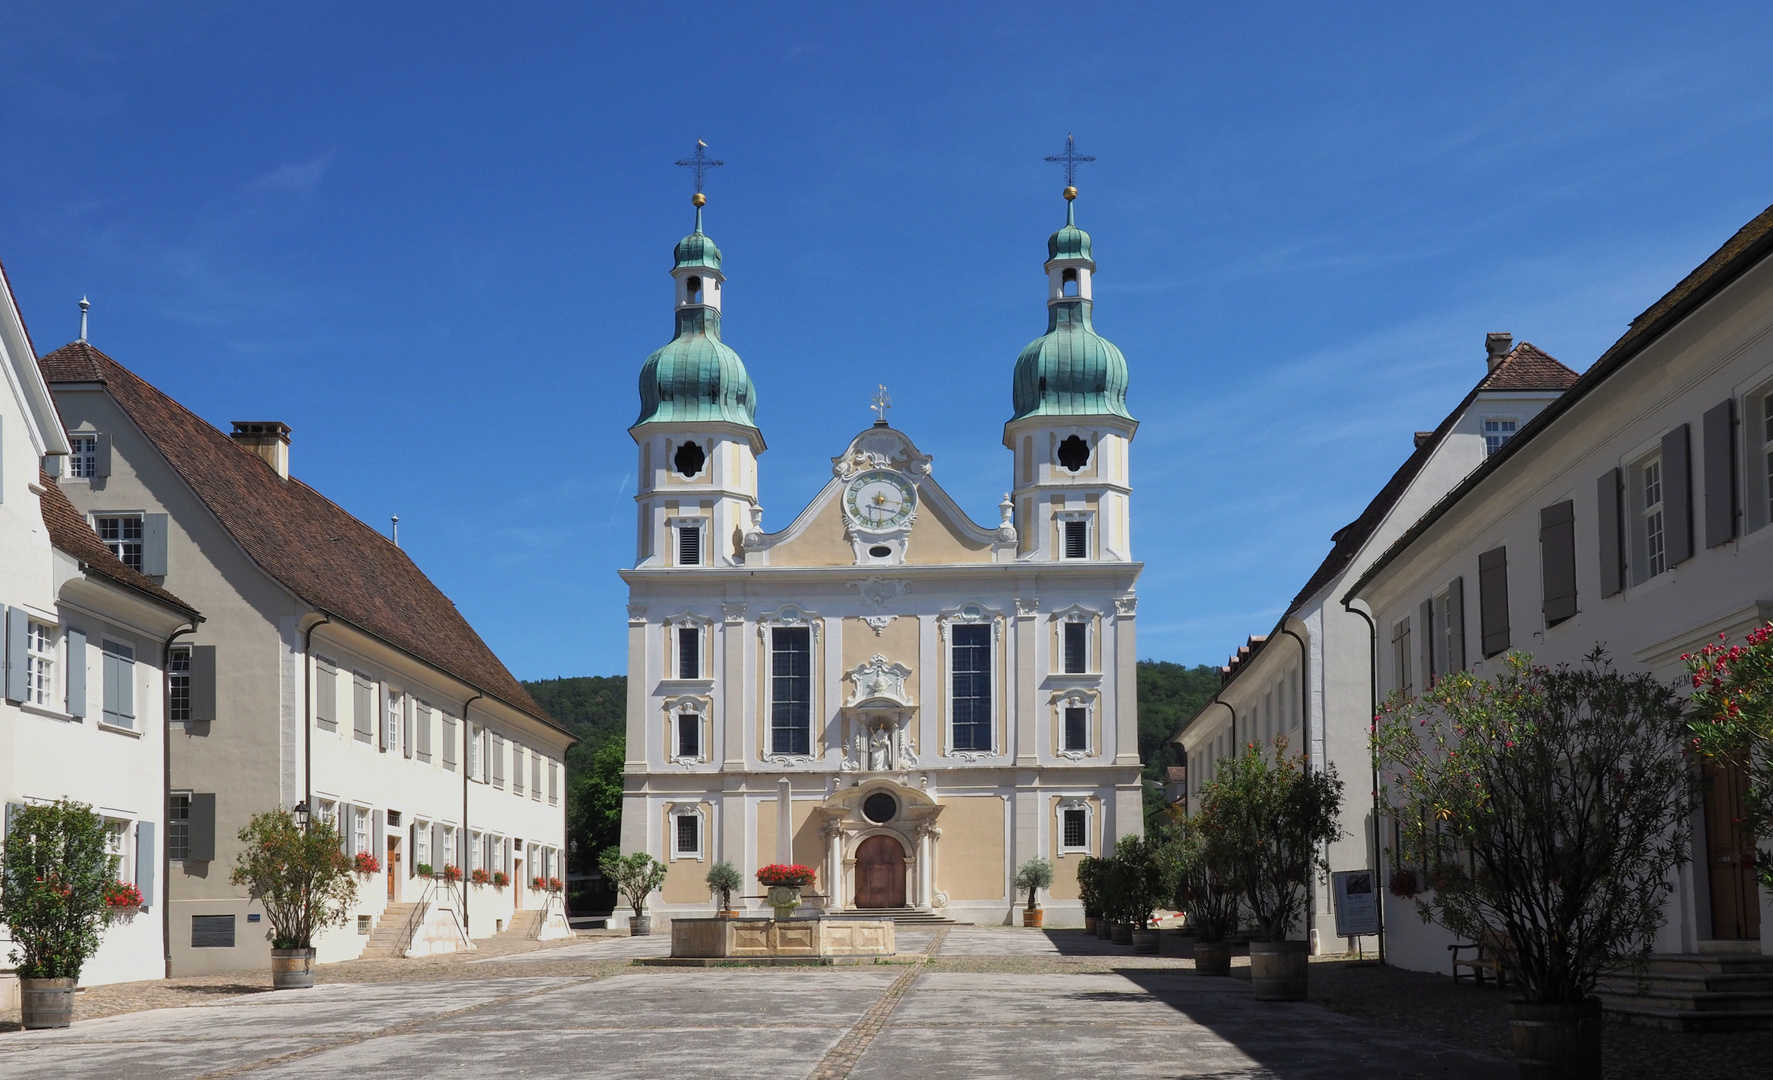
1343,201,1773,605
0,259,70,459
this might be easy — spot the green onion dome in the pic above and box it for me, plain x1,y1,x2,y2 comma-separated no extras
634,306,757,428
1047,201,1093,263
1011,204,1131,422
674,214,723,272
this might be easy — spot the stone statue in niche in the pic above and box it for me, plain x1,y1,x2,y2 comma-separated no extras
869,728,891,772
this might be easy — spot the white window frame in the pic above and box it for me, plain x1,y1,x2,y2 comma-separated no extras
104,817,132,882
353,806,370,857
662,614,713,683
1056,798,1093,855
68,434,99,479
25,620,56,707
1627,449,1668,586
385,688,405,757
1054,691,1094,760
1052,607,1097,676
469,829,484,873
666,697,708,764
1482,416,1519,457
1056,511,1093,560
414,820,430,869
941,603,1002,758
667,515,710,568
168,791,193,861
94,513,145,572
1755,386,1773,533
668,804,705,861
757,605,820,764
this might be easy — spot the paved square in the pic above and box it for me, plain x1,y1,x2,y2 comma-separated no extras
0,929,1513,1079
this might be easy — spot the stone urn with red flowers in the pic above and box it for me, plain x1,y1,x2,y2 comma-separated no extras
756,864,817,918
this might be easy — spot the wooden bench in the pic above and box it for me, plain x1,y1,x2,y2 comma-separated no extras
1449,930,1509,988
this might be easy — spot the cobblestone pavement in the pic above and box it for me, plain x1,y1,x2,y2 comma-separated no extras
0,927,1760,1078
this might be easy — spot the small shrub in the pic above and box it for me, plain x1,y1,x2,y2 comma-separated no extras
229,809,357,950
1014,858,1054,910
706,861,743,909
0,799,117,979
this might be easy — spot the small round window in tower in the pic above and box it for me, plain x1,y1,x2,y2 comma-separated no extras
862,792,898,824
869,545,892,558
1057,435,1090,472
673,441,706,477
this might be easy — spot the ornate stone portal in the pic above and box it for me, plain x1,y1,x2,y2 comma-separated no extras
816,779,943,911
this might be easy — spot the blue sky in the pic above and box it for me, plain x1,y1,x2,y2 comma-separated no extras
4,3,1773,679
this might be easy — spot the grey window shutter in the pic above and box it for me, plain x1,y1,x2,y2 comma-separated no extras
353,674,372,741
95,433,112,478
65,628,87,717
1478,548,1509,658
373,809,385,860
1539,501,1578,624
378,686,389,751
141,514,169,576
189,793,216,861
1598,469,1624,598
101,646,121,722
339,810,351,855
409,822,419,876
189,645,216,723
315,659,336,728
4,606,26,703
1446,577,1466,672
1418,598,1434,688
431,822,445,870
443,714,457,768
136,821,155,910
1703,400,1737,549
403,706,413,759
1662,423,1693,565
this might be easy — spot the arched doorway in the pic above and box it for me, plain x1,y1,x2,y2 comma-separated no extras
855,835,907,908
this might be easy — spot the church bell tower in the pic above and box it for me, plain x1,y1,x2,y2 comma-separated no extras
631,148,764,570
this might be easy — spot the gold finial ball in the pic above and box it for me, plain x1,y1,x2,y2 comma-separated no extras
692,192,706,207
1063,186,1077,201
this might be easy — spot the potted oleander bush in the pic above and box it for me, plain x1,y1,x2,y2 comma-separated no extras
0,800,117,1027
1096,855,1130,942
229,809,358,990
1162,809,1240,973
1374,651,1694,1080
1112,835,1164,953
1014,858,1054,928
1076,855,1104,933
706,861,743,918
600,848,668,935
1202,736,1341,1001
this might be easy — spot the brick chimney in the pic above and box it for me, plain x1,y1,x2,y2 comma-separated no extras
231,421,290,479
1486,332,1514,373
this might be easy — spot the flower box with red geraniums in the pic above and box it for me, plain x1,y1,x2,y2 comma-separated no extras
531,876,547,891
491,871,509,889
756,864,817,888
470,868,492,887
548,877,563,892
353,852,381,875
442,864,463,882
104,880,145,909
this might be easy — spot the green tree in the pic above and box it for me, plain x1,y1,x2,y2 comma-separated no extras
1137,661,1222,824
599,847,667,919
229,809,359,950
0,800,116,979
1014,857,1054,910
566,731,626,872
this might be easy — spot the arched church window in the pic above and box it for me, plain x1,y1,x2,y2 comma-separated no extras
674,441,706,477
1061,268,1078,297
1057,435,1090,472
685,275,703,303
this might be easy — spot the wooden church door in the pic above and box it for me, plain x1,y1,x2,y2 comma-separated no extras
1704,763,1761,940
855,835,906,908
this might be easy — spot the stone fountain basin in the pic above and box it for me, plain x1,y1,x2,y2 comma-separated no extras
670,916,896,959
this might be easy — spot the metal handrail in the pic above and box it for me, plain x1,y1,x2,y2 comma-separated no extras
528,890,563,940
398,875,437,956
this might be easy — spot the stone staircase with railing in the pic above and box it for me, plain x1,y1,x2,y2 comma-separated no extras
1597,943,1773,1031
358,903,420,959
499,909,544,939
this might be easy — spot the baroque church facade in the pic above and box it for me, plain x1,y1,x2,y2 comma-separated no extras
619,183,1142,925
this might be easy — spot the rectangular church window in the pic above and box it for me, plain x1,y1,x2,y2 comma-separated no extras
770,627,811,756
1063,707,1087,753
951,624,992,752
677,712,700,759
1063,519,1087,559
678,626,699,679
1061,807,1087,851
1062,621,1087,674
674,813,700,858
678,524,702,566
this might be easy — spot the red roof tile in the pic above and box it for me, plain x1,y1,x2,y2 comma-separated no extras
38,341,558,734
1476,342,1580,392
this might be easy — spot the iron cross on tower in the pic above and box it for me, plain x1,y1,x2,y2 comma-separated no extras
1045,133,1095,200
871,384,892,426
675,140,723,207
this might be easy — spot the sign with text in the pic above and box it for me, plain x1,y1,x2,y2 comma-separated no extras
1331,870,1379,937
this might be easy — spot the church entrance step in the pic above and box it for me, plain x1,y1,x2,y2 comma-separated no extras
842,907,966,926
1599,953,1773,1031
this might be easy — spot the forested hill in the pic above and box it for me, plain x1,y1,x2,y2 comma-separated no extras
524,660,1222,867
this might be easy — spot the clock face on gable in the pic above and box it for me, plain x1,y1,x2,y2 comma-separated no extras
843,469,917,532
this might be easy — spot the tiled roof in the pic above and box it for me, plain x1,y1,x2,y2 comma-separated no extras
37,469,198,617
1476,342,1580,392
1344,200,1773,603
38,341,560,734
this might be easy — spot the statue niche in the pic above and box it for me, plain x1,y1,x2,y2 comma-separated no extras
841,655,917,773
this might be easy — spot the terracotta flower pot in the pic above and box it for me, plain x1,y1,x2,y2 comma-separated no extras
20,977,77,1029
1249,939,1308,1001
270,948,316,990
717,908,740,920
1193,941,1232,976
1505,998,1602,1080
1023,907,1044,928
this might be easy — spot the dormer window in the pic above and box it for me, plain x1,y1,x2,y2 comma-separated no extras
1483,418,1517,456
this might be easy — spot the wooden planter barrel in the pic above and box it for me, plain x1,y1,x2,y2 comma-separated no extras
20,977,77,1028
629,915,653,936
1111,921,1134,945
1022,908,1044,928
1130,928,1160,954
1249,940,1308,1000
1192,941,1232,976
1095,918,1113,940
1505,999,1602,1080
270,948,316,990
1083,916,1099,933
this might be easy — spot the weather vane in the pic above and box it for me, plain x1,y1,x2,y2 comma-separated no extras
675,139,723,207
871,384,892,425
1044,133,1094,200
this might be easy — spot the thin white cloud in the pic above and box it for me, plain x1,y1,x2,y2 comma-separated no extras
246,154,331,196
